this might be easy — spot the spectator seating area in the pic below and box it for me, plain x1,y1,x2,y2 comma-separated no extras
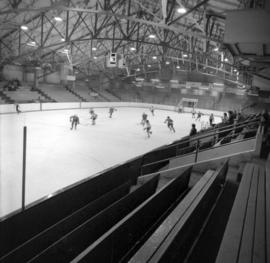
0,81,267,114
38,83,81,102
3,86,43,103
0,114,268,263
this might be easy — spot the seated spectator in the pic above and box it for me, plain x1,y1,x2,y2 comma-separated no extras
190,123,197,136
222,112,228,123
228,110,234,124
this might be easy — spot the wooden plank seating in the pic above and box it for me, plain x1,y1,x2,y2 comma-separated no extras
70,167,193,262
0,157,140,258
27,173,160,262
215,163,269,263
0,181,130,263
128,161,228,263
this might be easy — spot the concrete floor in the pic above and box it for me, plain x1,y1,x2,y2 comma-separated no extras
0,107,221,218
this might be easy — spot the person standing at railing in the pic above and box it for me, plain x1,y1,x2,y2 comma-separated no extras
261,109,269,134
209,113,214,126
190,123,197,136
222,112,228,123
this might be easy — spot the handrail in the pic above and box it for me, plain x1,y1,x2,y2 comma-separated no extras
141,128,259,169
150,118,260,153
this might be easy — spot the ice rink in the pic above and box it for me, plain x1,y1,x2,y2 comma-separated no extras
0,107,221,218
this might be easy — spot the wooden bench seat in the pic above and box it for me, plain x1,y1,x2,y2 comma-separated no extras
215,163,269,263
128,161,228,263
70,167,192,262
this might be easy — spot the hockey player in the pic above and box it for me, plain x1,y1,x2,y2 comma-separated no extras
144,120,152,138
164,116,175,133
196,111,202,121
89,108,94,115
70,114,80,130
15,104,21,114
150,106,155,116
141,112,148,126
109,107,116,118
192,108,196,118
91,111,98,125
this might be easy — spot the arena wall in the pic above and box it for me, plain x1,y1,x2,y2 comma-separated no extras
0,102,224,117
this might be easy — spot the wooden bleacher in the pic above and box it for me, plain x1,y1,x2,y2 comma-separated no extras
215,162,270,263
70,167,192,262
38,84,81,102
3,86,43,103
128,161,228,263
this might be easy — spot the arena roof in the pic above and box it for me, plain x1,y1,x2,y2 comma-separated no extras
0,0,268,86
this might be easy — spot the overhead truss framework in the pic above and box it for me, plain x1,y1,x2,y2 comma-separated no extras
0,0,258,85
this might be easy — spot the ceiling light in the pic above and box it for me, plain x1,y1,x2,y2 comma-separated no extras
61,38,65,42
136,68,140,71
183,54,188,58
93,56,97,59
213,47,219,51
54,16,63,22
92,47,97,51
233,69,237,72
165,61,170,65
21,25,28,30
177,7,187,14
130,47,136,51
26,41,36,47
147,64,151,67
224,58,228,62
62,48,69,53
149,34,156,39
176,65,180,69
152,56,157,59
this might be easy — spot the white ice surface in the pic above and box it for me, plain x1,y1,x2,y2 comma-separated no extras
0,107,221,217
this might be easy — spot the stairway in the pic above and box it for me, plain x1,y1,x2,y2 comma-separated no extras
31,87,56,102
105,89,122,101
0,90,14,103
64,85,87,102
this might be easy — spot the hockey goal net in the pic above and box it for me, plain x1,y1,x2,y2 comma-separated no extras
176,98,198,112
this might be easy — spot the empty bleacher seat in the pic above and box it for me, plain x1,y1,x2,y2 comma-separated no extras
215,163,269,263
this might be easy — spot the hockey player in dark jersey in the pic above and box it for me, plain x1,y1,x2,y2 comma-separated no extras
164,116,175,132
109,107,117,118
91,112,98,125
70,114,80,130
141,112,148,126
15,104,21,114
144,120,152,138
89,108,94,115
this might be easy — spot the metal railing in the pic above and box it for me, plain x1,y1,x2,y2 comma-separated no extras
141,117,261,174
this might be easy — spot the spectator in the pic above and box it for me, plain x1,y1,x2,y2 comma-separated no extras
261,109,269,134
223,112,228,123
190,123,197,136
